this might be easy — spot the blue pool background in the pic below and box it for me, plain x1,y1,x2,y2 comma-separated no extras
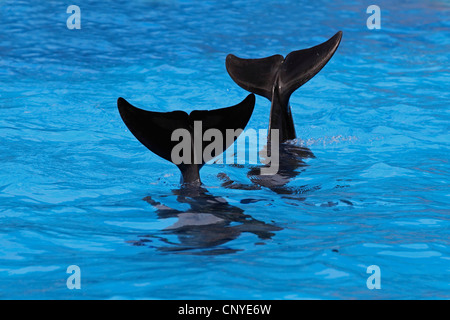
0,0,449,299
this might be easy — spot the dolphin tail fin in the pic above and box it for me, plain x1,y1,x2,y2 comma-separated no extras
117,94,255,185
226,31,343,104
277,31,343,102
226,54,284,100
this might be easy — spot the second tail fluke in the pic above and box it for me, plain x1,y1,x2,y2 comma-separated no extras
226,31,343,142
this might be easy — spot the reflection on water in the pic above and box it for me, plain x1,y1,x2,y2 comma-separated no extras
219,142,318,195
127,142,353,254
129,143,317,254
132,186,282,255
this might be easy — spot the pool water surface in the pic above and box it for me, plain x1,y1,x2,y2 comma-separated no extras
0,0,449,299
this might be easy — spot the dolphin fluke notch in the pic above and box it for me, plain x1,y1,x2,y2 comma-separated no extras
225,54,284,101
226,31,343,142
118,94,255,185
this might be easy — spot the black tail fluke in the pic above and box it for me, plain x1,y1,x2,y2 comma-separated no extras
225,54,284,101
278,31,343,103
226,31,342,104
226,31,343,142
118,94,255,185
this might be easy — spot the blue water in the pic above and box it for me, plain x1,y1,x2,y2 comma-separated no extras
0,0,449,299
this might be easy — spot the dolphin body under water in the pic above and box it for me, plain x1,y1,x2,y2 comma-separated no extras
118,94,255,185
226,31,343,143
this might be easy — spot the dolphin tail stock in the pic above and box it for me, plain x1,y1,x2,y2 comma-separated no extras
117,94,255,185
226,31,343,142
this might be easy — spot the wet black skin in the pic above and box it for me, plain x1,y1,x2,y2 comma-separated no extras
118,32,344,253
221,31,343,192
226,31,343,144
117,94,255,185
